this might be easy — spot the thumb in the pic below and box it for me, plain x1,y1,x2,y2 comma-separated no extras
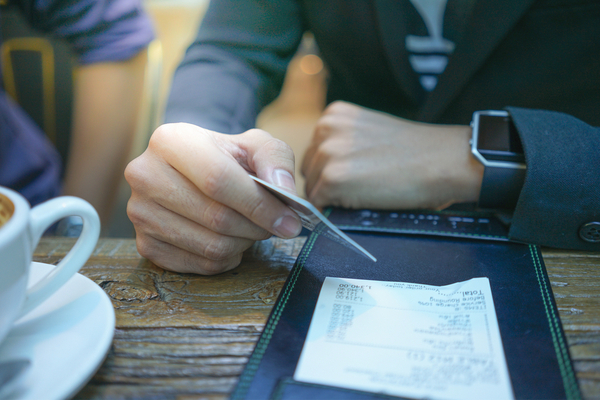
229,129,302,239
238,130,298,194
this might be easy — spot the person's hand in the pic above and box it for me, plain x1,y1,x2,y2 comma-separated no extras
125,123,303,275
301,101,484,210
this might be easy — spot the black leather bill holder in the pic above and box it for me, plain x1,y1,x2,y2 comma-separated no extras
231,208,580,400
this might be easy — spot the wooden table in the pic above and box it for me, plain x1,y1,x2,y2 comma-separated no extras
33,237,600,400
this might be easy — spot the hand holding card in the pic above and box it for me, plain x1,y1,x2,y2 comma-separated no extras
250,175,376,262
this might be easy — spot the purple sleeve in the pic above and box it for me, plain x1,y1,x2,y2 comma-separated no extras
19,0,155,64
0,93,62,206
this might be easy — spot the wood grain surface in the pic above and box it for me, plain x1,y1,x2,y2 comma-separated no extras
33,238,600,400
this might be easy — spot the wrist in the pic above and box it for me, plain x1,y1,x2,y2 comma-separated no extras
425,124,483,209
452,125,485,204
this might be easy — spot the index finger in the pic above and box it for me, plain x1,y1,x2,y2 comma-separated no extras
160,124,303,239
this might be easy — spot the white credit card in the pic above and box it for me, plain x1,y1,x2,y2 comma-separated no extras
250,175,376,262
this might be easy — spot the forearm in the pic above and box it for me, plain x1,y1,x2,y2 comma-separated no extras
63,50,148,228
164,0,304,131
164,46,266,133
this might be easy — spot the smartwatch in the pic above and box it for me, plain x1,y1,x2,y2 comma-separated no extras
470,110,526,210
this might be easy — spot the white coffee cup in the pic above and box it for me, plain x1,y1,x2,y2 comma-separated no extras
0,186,100,345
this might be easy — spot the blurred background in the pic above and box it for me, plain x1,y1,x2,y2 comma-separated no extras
1,0,328,237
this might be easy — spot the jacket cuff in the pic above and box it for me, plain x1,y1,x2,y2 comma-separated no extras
505,106,600,251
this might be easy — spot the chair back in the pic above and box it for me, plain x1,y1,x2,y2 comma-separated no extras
1,5,75,165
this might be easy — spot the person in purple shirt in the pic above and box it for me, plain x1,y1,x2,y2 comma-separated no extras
0,0,154,230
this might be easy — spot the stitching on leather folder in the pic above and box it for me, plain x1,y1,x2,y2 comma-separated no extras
232,232,319,399
530,245,581,399
336,225,508,240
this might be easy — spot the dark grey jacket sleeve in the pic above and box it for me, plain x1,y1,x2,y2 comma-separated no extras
506,107,600,251
164,0,305,133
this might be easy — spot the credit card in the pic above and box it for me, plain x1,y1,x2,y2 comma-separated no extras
250,175,377,262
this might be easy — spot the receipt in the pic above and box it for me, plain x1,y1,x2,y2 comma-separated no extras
294,277,514,400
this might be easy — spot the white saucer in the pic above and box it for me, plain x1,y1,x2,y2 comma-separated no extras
0,262,115,400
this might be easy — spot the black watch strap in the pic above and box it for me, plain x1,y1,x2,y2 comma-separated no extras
478,164,526,209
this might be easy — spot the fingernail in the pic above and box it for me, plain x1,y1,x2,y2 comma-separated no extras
272,169,296,193
273,214,302,238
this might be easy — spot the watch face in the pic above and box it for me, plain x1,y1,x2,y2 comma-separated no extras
476,113,525,164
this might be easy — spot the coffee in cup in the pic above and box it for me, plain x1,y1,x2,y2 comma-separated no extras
0,186,100,345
